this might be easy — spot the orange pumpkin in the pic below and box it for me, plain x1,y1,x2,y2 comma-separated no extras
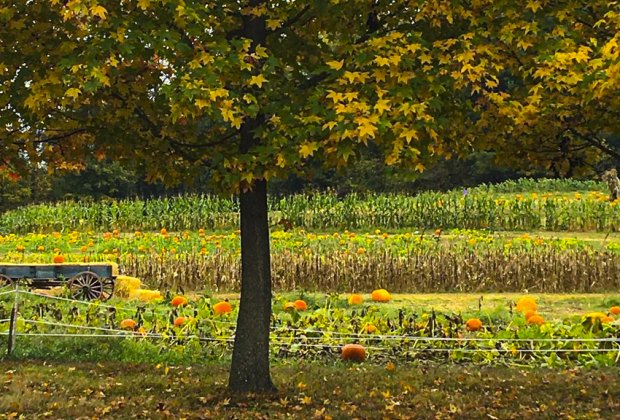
293,300,308,311
524,309,538,321
342,344,366,362
171,295,188,307
465,318,483,332
53,255,65,264
527,315,545,325
173,316,187,326
348,294,363,305
213,301,232,315
610,306,620,315
120,319,136,329
516,296,537,313
363,324,377,333
371,289,391,303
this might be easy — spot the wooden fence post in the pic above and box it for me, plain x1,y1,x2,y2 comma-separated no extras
7,282,18,356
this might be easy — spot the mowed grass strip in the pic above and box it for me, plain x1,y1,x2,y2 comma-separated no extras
0,361,618,419
264,293,620,320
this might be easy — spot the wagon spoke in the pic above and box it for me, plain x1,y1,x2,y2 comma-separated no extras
100,279,115,301
69,271,105,301
0,274,13,288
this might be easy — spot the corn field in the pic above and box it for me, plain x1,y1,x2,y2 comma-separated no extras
0,180,616,233
120,248,620,293
2,227,619,292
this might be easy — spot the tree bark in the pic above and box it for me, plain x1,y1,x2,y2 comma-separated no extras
228,178,275,393
228,0,275,394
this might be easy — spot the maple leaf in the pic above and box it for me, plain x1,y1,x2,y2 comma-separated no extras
326,60,344,71
374,99,391,115
91,5,107,19
342,71,359,83
266,19,281,30
388,54,401,66
526,0,541,12
276,154,286,168
400,128,418,143
322,121,338,131
138,0,151,10
326,90,344,103
195,99,209,109
209,88,228,101
374,56,390,67
65,88,81,99
358,122,377,139
249,74,266,88
299,142,319,158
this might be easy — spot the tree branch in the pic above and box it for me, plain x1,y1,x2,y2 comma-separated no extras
568,128,620,162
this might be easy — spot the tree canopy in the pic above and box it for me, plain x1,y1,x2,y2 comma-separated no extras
2,2,619,181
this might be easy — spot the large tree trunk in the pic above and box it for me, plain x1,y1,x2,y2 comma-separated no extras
228,0,275,394
228,178,275,393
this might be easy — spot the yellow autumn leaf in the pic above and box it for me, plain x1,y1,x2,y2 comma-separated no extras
374,99,391,115
91,5,107,19
255,45,269,58
400,128,418,143
326,60,344,71
195,99,209,109
242,172,254,184
526,0,541,12
322,121,338,131
373,69,387,82
358,122,377,139
388,54,401,66
209,88,228,101
299,142,319,158
65,87,81,99
374,56,390,67
343,92,358,102
138,0,151,10
249,74,267,87
276,153,286,168
266,19,281,30
326,90,344,103
419,53,432,64
231,116,243,129
385,154,398,165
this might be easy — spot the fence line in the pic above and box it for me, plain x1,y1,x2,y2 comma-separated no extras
5,289,239,325
2,288,620,357
9,316,620,345
2,331,619,354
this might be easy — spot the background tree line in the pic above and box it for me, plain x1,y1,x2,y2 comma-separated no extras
1,151,534,213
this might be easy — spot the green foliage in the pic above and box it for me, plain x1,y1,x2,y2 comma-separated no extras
1,290,619,367
0,179,613,233
2,1,619,187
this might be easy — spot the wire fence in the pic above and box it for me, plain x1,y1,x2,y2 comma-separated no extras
1,287,620,360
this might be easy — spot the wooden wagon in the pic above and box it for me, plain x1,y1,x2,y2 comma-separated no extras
0,263,117,301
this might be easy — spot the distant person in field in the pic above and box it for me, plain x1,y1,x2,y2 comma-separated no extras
602,169,620,202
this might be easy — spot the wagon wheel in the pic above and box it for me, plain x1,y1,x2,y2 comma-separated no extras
68,271,113,301
0,274,13,288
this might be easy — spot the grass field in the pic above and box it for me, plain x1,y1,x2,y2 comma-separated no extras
276,292,620,320
1,361,618,419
